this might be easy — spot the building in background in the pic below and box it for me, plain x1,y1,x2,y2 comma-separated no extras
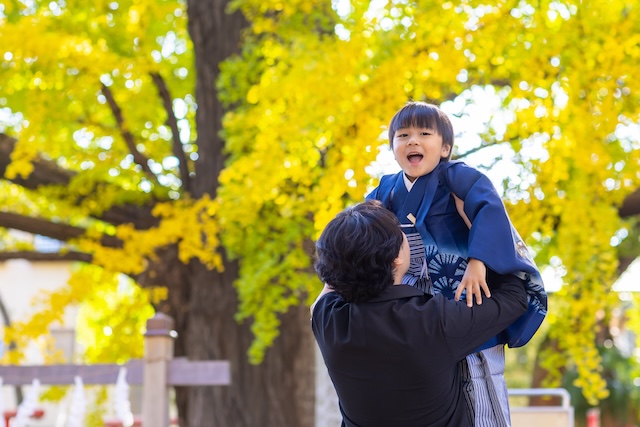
0,255,77,427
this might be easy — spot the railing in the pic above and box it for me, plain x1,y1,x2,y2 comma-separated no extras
0,313,230,427
509,388,574,427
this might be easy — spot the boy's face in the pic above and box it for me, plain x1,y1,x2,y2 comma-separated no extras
392,126,451,181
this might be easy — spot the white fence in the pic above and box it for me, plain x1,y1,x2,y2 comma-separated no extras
509,388,574,427
0,313,230,427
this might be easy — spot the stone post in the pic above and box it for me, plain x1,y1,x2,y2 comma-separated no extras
142,313,175,427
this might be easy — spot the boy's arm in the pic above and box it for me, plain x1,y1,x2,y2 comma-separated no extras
452,192,471,229
456,258,491,307
451,192,490,307
443,162,547,348
444,163,539,276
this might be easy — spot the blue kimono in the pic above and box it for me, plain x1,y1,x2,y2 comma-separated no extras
366,160,547,348
366,160,547,426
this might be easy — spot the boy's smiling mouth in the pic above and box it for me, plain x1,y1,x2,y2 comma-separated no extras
407,153,423,164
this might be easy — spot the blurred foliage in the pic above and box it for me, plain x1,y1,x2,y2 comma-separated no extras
0,0,639,405
563,340,640,426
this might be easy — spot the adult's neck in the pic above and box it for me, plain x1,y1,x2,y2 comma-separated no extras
392,271,406,285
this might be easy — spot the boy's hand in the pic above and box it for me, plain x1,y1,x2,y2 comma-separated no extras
455,258,490,307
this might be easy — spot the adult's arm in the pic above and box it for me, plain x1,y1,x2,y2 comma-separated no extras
438,269,528,360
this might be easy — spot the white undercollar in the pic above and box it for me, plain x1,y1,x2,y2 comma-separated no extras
403,173,416,191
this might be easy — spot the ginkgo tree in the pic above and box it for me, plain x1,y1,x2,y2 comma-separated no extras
0,0,315,426
0,1,639,426
219,0,640,406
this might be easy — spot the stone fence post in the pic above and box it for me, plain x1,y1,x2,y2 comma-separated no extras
142,313,175,427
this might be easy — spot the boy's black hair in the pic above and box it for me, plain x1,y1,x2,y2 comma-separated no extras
314,200,404,302
388,101,454,160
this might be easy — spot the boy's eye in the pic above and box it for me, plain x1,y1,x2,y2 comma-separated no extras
396,133,408,138
421,131,431,136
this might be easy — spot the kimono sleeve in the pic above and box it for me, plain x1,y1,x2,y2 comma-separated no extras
440,161,548,348
441,161,537,276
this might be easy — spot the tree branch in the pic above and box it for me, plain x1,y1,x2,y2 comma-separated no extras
0,212,122,248
0,250,92,262
150,72,192,194
617,217,640,277
453,140,504,160
0,133,157,229
0,133,74,186
620,188,640,218
100,83,162,186
618,255,636,276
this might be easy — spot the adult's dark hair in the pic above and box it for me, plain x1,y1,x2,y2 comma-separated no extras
388,101,454,160
314,200,404,302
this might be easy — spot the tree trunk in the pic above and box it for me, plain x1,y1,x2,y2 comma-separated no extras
144,248,316,427
529,334,564,406
179,0,316,424
187,0,246,199
183,260,315,427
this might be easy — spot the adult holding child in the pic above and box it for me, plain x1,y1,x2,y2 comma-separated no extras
311,200,529,426
366,101,548,426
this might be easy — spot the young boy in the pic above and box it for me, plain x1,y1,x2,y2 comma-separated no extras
366,101,548,427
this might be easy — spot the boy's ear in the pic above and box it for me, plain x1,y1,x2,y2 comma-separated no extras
441,144,451,158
